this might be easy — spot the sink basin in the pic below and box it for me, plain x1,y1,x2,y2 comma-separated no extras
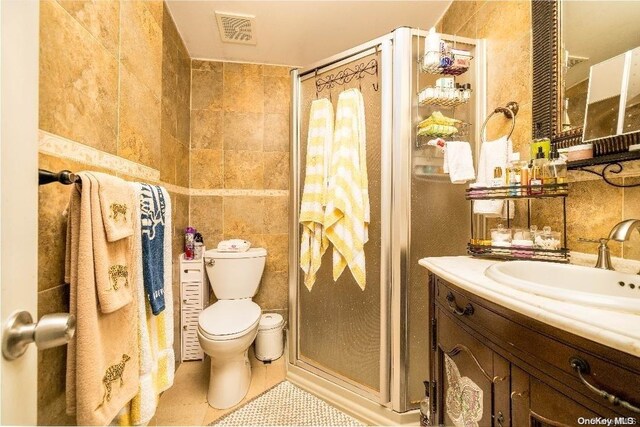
485,261,640,314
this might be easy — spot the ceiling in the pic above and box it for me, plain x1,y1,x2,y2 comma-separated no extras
166,1,452,67
564,1,640,88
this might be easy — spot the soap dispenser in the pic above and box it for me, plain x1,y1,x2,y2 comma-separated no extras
530,123,551,160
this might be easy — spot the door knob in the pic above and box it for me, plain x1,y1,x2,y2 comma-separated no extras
2,310,76,360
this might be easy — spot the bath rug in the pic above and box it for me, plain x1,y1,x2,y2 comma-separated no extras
209,380,364,426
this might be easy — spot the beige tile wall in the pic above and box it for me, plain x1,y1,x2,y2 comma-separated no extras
189,61,291,313
438,0,640,260
37,1,190,425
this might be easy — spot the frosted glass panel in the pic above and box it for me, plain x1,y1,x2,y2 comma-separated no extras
298,53,382,392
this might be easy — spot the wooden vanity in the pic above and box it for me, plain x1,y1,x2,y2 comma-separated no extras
427,270,640,426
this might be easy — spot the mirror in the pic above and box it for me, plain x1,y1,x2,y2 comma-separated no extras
532,1,640,152
624,47,640,134
583,54,626,141
561,2,640,136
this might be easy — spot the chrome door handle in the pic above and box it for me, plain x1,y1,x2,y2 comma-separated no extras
2,310,76,360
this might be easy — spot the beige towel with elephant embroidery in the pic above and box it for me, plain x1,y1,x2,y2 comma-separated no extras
90,172,136,314
65,172,140,426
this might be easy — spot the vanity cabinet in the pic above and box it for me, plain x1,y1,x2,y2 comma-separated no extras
429,272,640,426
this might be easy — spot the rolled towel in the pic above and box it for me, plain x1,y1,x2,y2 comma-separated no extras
217,239,251,252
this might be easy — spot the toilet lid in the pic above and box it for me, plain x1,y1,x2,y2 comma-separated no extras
198,300,261,337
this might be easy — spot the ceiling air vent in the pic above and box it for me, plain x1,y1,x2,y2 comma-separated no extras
215,11,256,45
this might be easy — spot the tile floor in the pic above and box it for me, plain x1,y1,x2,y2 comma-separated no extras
149,347,287,426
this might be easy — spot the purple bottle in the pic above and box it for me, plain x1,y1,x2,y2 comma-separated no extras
184,227,196,260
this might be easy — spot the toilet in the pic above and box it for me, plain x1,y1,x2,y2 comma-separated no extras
197,247,267,409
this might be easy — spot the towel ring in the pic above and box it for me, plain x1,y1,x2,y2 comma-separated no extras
480,101,519,143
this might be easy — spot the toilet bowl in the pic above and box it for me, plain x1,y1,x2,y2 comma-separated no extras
197,299,261,409
198,247,267,409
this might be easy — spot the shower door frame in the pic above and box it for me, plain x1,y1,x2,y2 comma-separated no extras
289,32,395,405
289,28,486,411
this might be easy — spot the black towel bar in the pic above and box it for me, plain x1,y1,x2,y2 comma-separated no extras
38,169,80,186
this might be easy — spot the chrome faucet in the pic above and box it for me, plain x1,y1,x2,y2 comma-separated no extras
578,238,613,270
580,220,640,273
608,219,640,242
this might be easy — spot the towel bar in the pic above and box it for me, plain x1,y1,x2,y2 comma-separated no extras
38,168,81,186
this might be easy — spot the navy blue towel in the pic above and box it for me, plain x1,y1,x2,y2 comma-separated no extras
140,184,166,315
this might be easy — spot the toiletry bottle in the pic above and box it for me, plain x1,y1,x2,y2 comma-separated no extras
549,148,567,186
419,381,431,426
529,147,546,195
520,159,529,196
530,123,551,160
194,232,204,260
492,166,504,190
507,152,522,196
184,226,195,260
424,28,441,67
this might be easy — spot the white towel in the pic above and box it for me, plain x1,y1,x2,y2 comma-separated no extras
299,98,334,290
474,136,514,218
443,141,475,184
324,88,370,290
114,185,174,426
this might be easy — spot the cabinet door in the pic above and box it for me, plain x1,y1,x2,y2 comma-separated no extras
435,307,499,427
511,365,600,427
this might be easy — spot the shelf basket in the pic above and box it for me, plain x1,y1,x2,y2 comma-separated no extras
465,183,569,200
467,243,570,263
417,86,472,108
420,52,473,76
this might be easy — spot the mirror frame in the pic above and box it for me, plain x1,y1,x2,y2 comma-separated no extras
531,0,640,153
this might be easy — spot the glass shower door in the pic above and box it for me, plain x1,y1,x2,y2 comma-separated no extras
293,42,391,402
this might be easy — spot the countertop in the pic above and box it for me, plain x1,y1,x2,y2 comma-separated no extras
419,256,640,358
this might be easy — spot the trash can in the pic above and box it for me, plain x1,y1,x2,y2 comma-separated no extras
255,313,284,362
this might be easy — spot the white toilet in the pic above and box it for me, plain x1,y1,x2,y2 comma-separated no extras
197,247,267,409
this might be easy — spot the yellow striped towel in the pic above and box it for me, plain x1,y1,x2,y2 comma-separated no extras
324,88,370,290
299,98,334,291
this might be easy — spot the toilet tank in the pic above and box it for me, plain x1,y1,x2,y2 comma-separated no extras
203,248,267,300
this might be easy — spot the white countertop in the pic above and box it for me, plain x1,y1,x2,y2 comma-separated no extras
419,256,640,358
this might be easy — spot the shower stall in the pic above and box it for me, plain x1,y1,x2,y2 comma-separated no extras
288,27,485,418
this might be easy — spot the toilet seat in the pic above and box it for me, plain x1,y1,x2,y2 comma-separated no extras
198,300,261,341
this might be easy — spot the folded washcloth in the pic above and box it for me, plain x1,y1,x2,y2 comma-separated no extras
417,123,459,137
474,136,514,217
418,111,461,127
217,239,251,252
443,141,475,184
139,184,167,315
324,88,369,290
65,172,140,425
299,97,334,291
88,172,136,314
98,174,135,242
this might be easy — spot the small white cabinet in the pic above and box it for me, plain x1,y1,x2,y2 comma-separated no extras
179,253,209,361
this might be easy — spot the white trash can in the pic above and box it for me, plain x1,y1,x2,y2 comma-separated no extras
255,313,284,362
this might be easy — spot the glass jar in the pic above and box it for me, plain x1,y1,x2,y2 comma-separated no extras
534,226,561,250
